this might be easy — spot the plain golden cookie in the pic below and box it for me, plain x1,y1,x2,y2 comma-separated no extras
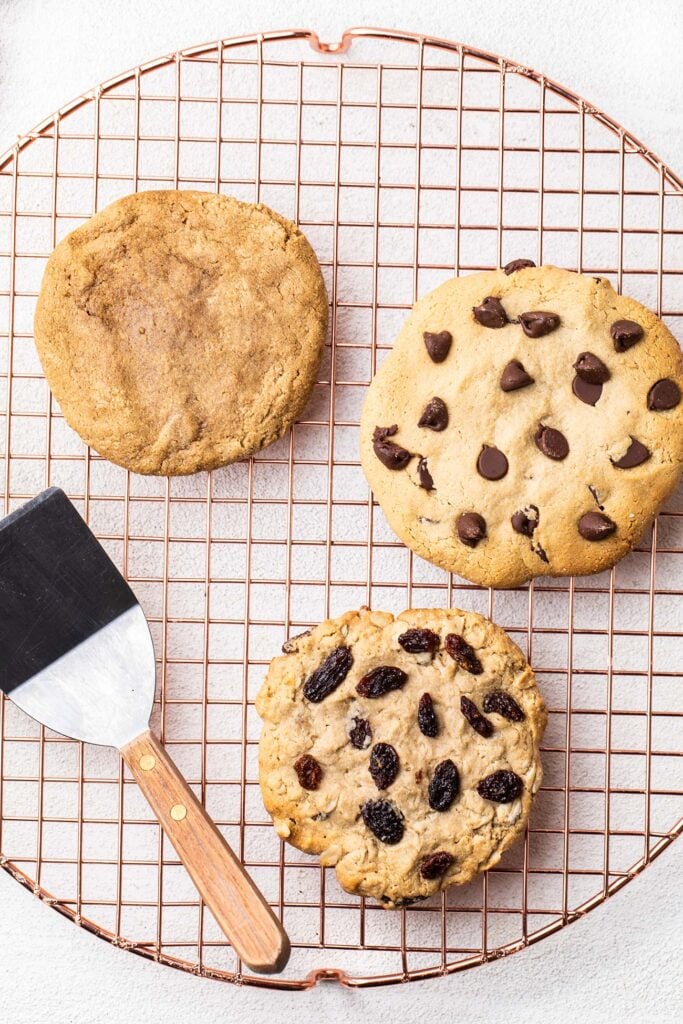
34,190,328,475
257,607,546,908
360,265,683,587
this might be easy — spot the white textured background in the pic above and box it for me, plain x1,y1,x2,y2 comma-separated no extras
0,1,681,1022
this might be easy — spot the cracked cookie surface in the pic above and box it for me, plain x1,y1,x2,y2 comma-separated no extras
34,190,327,475
360,265,683,587
257,607,546,907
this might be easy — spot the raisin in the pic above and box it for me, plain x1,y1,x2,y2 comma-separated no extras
460,696,494,738
420,851,454,880
302,646,353,702
361,799,404,844
368,743,400,789
445,633,483,674
380,894,427,907
428,759,460,812
482,690,525,722
294,754,322,790
417,692,439,737
282,628,311,654
356,665,407,698
477,770,523,803
398,627,440,654
349,716,372,749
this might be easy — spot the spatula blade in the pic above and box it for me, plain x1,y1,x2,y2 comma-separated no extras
0,488,155,747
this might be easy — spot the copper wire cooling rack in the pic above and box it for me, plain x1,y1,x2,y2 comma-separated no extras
0,26,682,990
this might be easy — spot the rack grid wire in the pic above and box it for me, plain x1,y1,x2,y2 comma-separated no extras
0,26,681,989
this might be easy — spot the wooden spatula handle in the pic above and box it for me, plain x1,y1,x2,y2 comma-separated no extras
121,729,290,974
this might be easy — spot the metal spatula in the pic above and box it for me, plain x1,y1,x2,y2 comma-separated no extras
0,487,290,974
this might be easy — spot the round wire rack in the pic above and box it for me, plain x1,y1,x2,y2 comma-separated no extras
0,26,681,990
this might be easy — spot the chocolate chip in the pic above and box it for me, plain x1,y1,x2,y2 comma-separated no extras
588,484,605,510
456,512,486,548
573,352,610,384
473,296,508,329
647,378,681,411
500,359,534,392
611,436,651,469
423,330,452,363
534,542,549,563
534,423,569,460
519,311,560,338
372,425,412,470
611,319,643,352
477,445,509,480
504,258,536,275
417,457,434,491
511,504,539,536
373,439,412,470
578,511,617,541
418,397,448,431
572,375,602,406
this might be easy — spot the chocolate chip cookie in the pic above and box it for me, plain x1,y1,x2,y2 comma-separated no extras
34,190,327,475
360,264,683,587
256,607,546,907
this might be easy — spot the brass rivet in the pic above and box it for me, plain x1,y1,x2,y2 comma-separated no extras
139,754,156,772
170,803,187,821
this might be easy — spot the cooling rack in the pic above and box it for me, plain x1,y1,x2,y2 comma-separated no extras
0,26,681,990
